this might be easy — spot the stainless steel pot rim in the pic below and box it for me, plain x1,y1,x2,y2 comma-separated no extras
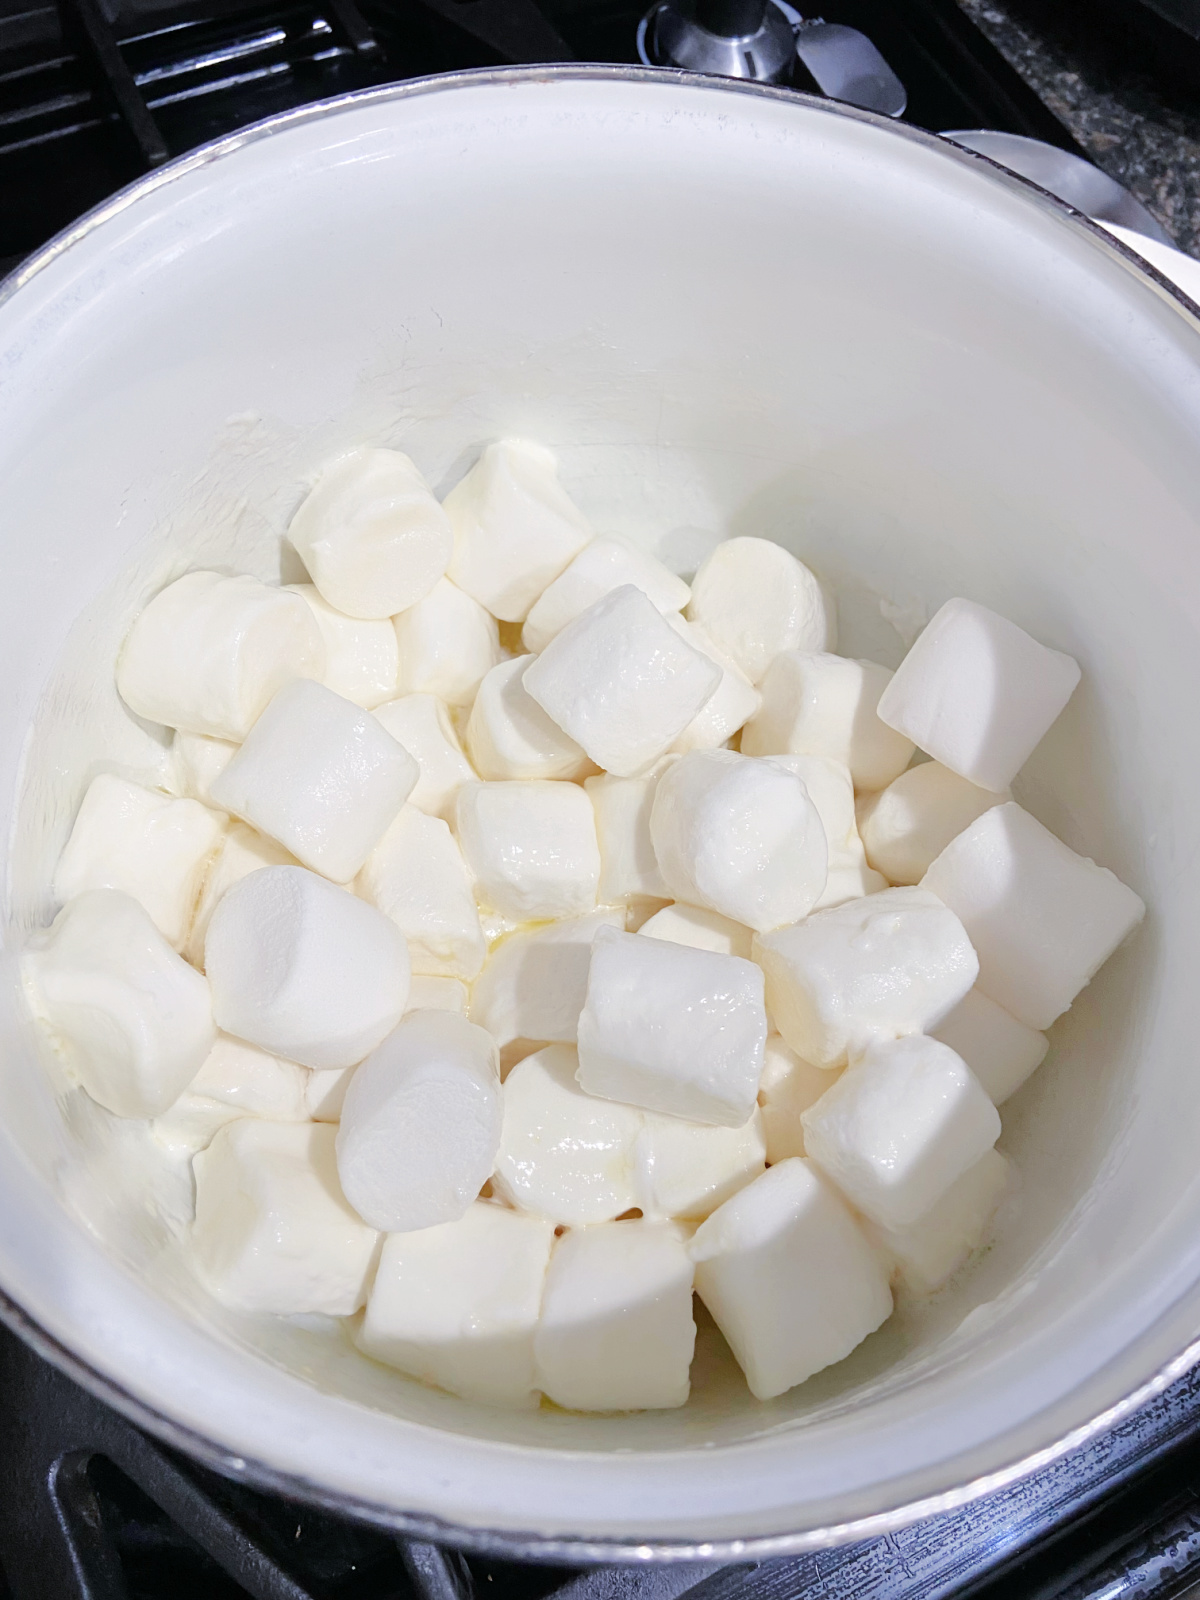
2,61,1198,1563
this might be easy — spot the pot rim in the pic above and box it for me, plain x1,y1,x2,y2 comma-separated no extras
2,61,1198,1564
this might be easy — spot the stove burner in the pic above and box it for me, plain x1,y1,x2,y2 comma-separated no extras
641,0,796,83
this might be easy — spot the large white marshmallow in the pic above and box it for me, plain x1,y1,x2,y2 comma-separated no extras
191,1120,378,1315
688,537,836,684
357,806,486,981
117,571,326,741
765,753,857,853
638,901,753,959
287,583,399,708
522,537,690,653
523,586,721,778
666,616,761,754
742,652,915,792
577,926,768,1127
866,1148,1009,1295
814,840,890,911
357,1203,555,1408
802,1034,1000,1229
335,1010,500,1232
651,750,828,933
492,1045,643,1225
372,694,477,822
877,598,1082,793
753,885,978,1068
635,1108,765,1221
185,821,296,968
585,770,671,903
153,1034,310,1155
393,577,503,707
689,1158,892,1400
858,761,1008,886
534,1220,696,1411
921,802,1145,1029
205,865,409,1069
756,1035,838,1163
211,679,417,883
931,986,1049,1105
173,731,239,809
469,909,625,1048
287,449,452,619
53,774,224,951
466,657,592,781
445,439,592,622
455,780,600,921
23,890,216,1118
306,1066,354,1122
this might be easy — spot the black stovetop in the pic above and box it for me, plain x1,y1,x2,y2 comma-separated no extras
2,0,1199,1594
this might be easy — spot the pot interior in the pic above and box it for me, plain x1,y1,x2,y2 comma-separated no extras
0,69,1198,1547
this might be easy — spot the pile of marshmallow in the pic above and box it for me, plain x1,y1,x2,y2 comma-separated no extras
21,438,1145,1414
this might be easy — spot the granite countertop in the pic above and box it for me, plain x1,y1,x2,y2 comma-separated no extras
955,0,1200,257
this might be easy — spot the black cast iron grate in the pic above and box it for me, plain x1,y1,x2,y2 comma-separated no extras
6,1316,1200,1599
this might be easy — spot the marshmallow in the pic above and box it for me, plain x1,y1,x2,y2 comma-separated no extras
921,802,1145,1030
577,926,768,1127
469,909,625,1048
306,1066,353,1122
534,1220,696,1411
931,986,1048,1105
357,1203,555,1408
765,753,857,853
666,616,761,754
445,439,592,622
752,886,978,1068
523,587,721,778
858,762,1008,886
742,652,915,792
393,577,504,708
688,538,836,684
117,571,325,741
372,694,477,822
639,902,752,960
406,975,469,1014
455,781,600,922
585,771,671,903
651,751,828,933
867,1149,1009,1295
335,1011,500,1232
211,680,417,883
173,731,239,809
801,1035,1000,1229
287,583,399,708
153,1034,310,1155
466,657,592,782
815,841,890,911
635,1109,766,1221
23,890,216,1118
191,1120,378,1315
876,598,1082,793
756,1035,838,1163
492,1045,643,1225
358,806,485,981
287,449,452,619
205,865,409,1069
689,1158,892,1400
53,774,224,951
522,537,690,653
185,821,296,968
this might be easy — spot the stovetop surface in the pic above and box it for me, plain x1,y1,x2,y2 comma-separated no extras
3,0,1200,1594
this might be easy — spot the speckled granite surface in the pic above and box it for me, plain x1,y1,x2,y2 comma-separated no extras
956,0,1200,257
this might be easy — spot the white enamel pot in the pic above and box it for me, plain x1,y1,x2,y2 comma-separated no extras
1,65,1200,1562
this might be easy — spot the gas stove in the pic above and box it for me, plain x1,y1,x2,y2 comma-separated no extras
2,0,1199,1595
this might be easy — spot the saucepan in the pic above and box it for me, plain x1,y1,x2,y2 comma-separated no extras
0,65,1199,1560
